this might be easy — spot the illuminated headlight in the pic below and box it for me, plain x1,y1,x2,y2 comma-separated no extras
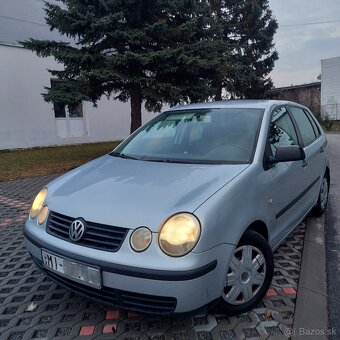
130,227,152,252
159,213,201,257
29,188,48,219
38,206,49,225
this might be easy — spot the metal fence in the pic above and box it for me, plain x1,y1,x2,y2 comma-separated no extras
321,104,340,121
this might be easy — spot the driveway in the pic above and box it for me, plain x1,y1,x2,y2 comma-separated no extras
0,174,305,339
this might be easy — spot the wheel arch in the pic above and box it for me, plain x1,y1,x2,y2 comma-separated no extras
243,220,269,242
219,220,274,314
325,166,330,182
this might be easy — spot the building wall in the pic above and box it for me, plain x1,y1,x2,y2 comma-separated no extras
321,57,340,120
266,83,321,115
0,44,157,150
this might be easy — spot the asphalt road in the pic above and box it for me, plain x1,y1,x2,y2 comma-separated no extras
325,133,340,339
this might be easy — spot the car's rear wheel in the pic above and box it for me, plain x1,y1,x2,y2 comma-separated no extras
312,173,329,217
217,230,274,315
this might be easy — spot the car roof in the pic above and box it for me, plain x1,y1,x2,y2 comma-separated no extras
168,100,305,111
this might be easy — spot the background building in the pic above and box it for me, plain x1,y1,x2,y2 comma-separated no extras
321,56,340,120
267,57,340,122
0,44,155,150
266,82,321,115
0,0,156,150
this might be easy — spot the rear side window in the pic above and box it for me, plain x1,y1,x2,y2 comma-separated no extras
289,107,316,146
304,109,320,137
269,107,298,154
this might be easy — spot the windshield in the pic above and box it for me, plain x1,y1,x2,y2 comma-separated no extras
113,108,264,164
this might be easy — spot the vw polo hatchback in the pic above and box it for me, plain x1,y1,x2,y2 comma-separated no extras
24,100,330,315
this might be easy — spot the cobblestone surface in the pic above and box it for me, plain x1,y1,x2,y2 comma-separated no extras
0,175,305,339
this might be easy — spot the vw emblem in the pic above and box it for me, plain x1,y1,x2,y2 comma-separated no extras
69,219,86,242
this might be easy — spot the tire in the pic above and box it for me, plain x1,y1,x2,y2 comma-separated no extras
312,173,330,217
216,230,274,315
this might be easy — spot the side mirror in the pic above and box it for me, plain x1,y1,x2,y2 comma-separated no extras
270,145,305,164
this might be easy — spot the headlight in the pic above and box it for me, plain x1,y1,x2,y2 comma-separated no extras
130,227,152,252
159,213,201,257
29,188,48,219
38,205,49,225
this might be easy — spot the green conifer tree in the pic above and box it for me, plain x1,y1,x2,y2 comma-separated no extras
22,0,220,133
212,0,278,99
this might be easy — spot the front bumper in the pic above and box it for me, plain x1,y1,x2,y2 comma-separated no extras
24,220,235,314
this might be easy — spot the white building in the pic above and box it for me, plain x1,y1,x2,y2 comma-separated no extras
0,0,156,150
0,43,155,150
321,56,340,120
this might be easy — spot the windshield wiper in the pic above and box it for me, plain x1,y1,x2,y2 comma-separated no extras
143,158,173,163
142,158,196,164
110,152,139,160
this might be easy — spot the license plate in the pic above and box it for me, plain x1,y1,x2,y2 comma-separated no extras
42,250,101,289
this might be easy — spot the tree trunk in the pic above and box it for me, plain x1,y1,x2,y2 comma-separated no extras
130,86,142,134
211,0,223,102
214,83,223,101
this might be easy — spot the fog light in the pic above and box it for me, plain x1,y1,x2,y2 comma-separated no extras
38,205,49,225
130,227,152,252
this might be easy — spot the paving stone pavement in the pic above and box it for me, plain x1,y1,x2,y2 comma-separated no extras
0,175,306,340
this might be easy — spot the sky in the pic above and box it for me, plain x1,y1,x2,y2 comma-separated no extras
269,0,340,86
0,0,340,88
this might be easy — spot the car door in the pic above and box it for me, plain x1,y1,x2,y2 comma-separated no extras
288,106,325,208
266,106,310,246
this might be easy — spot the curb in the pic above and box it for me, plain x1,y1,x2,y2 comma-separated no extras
292,215,329,339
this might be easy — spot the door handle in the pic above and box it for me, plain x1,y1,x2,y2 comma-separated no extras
302,160,309,168
320,146,325,153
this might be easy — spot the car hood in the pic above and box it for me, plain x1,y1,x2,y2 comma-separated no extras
46,155,248,232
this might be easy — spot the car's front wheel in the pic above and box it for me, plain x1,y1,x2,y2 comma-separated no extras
217,230,274,315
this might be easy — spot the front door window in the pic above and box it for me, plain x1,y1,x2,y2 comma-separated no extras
269,107,299,154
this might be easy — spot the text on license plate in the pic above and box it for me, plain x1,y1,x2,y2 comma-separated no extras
42,250,101,289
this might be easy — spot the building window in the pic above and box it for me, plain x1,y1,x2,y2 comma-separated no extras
54,102,66,118
50,79,83,118
68,103,83,118
51,79,86,138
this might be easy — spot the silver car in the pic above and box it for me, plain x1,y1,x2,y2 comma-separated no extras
24,100,330,315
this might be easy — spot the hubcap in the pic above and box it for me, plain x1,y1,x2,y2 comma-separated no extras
320,178,328,210
223,245,266,305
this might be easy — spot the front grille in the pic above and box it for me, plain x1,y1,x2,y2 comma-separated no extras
32,257,177,315
46,211,128,252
